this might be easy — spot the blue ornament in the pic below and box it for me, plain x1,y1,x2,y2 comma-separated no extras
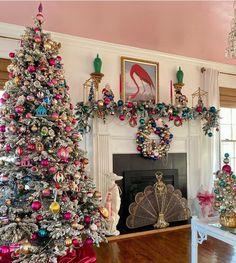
224,153,230,158
38,228,48,238
170,134,173,139
22,176,31,182
43,96,50,104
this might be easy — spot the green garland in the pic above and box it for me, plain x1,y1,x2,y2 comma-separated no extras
75,100,220,137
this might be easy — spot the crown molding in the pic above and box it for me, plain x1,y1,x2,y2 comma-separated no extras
0,21,236,73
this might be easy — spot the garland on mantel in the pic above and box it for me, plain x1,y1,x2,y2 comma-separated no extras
75,87,220,159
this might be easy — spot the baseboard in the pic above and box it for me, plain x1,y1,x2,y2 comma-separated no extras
107,224,191,242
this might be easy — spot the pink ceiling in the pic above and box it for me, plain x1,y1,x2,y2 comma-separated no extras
0,1,235,65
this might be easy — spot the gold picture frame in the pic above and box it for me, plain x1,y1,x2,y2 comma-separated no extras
121,56,159,103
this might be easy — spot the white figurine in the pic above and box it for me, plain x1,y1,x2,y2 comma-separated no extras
104,173,123,236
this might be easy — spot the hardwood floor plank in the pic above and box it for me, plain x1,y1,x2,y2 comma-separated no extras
94,228,236,263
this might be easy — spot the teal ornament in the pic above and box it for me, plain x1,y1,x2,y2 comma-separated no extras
139,118,145,125
208,132,213,137
209,106,216,113
117,100,123,107
176,67,184,84
93,54,102,73
38,228,48,238
224,153,229,158
219,180,226,187
138,105,144,111
157,103,164,110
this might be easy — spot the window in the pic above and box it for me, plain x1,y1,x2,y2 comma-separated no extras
220,107,236,171
0,58,10,90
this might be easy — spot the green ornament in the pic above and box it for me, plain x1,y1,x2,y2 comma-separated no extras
173,110,179,116
139,118,145,125
41,126,49,136
138,105,144,111
176,67,184,84
93,54,102,73
83,105,90,113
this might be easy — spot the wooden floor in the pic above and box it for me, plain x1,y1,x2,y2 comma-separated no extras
94,228,236,263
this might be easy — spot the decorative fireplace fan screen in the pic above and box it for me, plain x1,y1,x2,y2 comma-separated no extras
126,172,190,229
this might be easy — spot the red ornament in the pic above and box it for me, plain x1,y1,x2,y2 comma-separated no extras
84,215,91,224
41,159,49,167
222,164,231,173
65,126,72,133
127,102,133,108
31,232,38,241
48,58,56,66
119,115,125,121
31,200,42,211
72,239,80,247
27,143,35,151
9,52,15,58
63,212,72,221
0,98,6,105
2,92,10,100
0,125,6,133
36,214,43,221
51,112,59,120
34,35,41,43
15,105,24,114
104,98,110,105
85,238,93,245
137,146,142,152
55,94,62,100
5,144,11,152
15,146,23,156
27,65,36,73
196,106,203,113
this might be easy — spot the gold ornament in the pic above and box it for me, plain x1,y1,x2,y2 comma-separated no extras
21,240,32,255
5,199,11,206
15,217,21,223
49,201,60,214
71,221,79,229
64,237,72,247
220,213,236,228
97,100,104,107
94,191,102,199
99,207,109,218
83,158,89,165
60,113,67,121
31,125,38,132
36,142,44,152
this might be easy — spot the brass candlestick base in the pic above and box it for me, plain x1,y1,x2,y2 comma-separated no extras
220,213,236,228
173,83,188,107
90,72,104,90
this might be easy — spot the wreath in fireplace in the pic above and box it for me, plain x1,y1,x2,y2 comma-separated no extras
136,119,173,160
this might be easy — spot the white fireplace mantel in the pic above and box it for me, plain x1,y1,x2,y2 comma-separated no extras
84,117,202,201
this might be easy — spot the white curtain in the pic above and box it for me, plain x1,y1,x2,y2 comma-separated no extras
200,68,220,191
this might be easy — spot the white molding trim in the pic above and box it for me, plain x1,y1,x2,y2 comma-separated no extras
1,22,236,73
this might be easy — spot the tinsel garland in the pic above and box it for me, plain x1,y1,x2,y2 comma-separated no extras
75,87,220,159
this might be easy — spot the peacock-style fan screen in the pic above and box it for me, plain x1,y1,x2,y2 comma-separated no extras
126,172,191,229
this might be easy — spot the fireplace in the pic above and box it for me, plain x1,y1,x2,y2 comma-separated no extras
113,153,187,233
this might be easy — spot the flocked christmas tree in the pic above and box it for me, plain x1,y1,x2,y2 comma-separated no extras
213,153,236,216
0,4,106,263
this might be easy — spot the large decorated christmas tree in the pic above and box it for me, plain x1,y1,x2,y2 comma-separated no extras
0,4,105,263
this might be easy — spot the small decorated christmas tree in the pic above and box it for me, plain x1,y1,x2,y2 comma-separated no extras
213,153,236,219
0,4,105,262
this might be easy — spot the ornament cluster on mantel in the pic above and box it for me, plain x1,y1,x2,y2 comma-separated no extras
75,85,220,160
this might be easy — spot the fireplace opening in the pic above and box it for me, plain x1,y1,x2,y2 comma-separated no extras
113,153,187,233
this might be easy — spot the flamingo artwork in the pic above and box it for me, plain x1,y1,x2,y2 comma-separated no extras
128,63,156,101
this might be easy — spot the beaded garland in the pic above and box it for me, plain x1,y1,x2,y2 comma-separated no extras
136,119,173,159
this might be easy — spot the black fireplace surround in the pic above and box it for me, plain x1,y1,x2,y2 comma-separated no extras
113,153,187,233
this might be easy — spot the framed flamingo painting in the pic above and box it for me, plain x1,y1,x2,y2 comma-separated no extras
121,57,159,103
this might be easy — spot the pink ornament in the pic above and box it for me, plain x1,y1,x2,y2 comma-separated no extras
27,65,36,73
34,27,40,33
34,35,41,43
72,239,80,247
51,112,59,120
48,166,57,174
16,146,23,156
48,58,56,66
41,159,49,167
127,102,133,108
85,238,93,245
65,126,72,133
55,94,62,100
104,98,110,105
2,92,10,100
15,105,24,114
137,146,142,152
0,98,6,105
42,188,51,197
5,144,11,152
31,200,42,211
57,56,62,61
28,143,35,151
119,115,125,121
0,125,6,133
62,196,68,202
84,215,91,224
222,164,231,173
74,160,80,166
31,232,38,241
47,80,54,87
0,246,10,254
8,72,14,79
36,214,43,221
63,212,72,220
9,52,15,58
36,13,44,23
52,79,57,85
26,113,33,118
57,147,69,161
9,114,15,120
